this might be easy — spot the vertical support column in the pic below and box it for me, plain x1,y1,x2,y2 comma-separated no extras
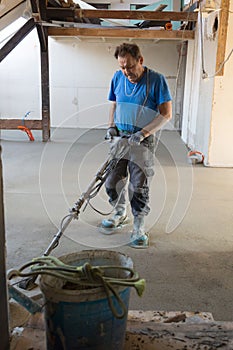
30,0,51,141
215,0,230,76
174,41,187,130
0,146,10,350
40,27,50,142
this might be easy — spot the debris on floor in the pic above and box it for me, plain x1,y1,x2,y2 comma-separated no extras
11,306,233,350
125,311,233,349
9,304,45,350
128,310,214,323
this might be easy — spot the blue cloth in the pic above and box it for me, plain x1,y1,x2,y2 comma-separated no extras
108,67,172,133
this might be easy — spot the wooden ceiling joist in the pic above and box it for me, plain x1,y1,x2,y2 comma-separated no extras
35,8,198,40
47,26,195,40
45,9,198,22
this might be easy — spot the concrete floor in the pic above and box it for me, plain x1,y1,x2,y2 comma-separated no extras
2,128,233,322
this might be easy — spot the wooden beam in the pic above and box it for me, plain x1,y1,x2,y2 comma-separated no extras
48,27,195,39
40,30,51,142
45,8,198,22
38,0,47,21
36,23,48,52
30,0,48,51
0,119,42,130
76,9,198,22
30,0,50,141
0,18,35,62
215,0,230,76
0,147,10,350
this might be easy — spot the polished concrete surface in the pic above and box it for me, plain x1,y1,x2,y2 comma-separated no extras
2,128,233,321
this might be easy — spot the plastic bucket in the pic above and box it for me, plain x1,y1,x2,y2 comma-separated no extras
39,250,133,350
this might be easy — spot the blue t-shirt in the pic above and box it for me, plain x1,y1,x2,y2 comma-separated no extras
108,67,172,133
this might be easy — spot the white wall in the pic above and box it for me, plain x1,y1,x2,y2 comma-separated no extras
49,38,179,128
182,4,233,167
0,18,41,121
208,0,233,166
182,11,218,154
0,18,181,129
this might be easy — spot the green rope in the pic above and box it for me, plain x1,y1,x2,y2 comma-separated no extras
9,255,146,319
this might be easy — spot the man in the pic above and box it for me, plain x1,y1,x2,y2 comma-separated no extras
102,43,172,248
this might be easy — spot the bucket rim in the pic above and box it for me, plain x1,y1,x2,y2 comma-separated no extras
39,249,133,302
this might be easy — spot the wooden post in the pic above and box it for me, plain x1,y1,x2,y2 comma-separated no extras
40,27,50,142
30,0,50,141
0,147,10,350
215,0,230,76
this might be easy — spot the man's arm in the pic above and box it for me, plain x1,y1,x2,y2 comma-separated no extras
105,102,118,139
141,101,172,138
108,101,116,127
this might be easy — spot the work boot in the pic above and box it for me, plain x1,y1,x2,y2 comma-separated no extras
129,216,149,249
101,204,127,229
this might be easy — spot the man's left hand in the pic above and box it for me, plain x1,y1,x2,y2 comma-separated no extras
128,131,145,146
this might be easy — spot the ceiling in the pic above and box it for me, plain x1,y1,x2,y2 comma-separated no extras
0,0,197,60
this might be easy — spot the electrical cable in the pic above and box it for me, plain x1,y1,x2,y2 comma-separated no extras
83,160,127,216
199,6,233,79
199,5,208,78
204,46,233,79
79,139,130,216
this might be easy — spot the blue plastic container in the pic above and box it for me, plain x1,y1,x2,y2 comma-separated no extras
40,250,133,350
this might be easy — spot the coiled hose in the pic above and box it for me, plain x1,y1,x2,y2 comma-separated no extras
8,255,146,319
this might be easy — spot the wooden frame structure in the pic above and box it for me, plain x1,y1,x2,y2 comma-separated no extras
0,0,199,141
215,0,231,76
0,147,10,350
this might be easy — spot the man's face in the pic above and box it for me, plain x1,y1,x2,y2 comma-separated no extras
118,53,144,83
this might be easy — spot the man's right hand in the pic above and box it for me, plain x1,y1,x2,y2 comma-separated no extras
105,126,118,140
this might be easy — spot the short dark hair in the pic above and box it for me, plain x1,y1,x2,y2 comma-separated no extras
114,43,142,60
